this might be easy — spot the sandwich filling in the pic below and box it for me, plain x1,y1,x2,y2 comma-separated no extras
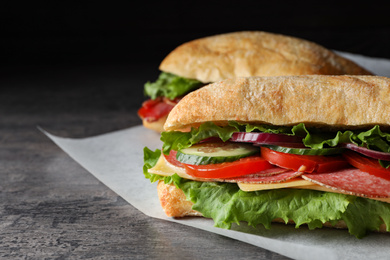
144,121,390,238
138,72,204,122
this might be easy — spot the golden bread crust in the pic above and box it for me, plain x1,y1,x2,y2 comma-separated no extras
164,75,390,131
157,182,387,232
159,31,372,83
157,181,202,217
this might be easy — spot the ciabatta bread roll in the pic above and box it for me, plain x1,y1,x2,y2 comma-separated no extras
160,31,372,83
145,75,390,238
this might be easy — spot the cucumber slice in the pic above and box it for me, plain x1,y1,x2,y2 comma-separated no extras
176,142,259,165
263,145,345,156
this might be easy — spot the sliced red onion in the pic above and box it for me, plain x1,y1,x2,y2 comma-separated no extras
199,137,221,143
252,142,307,148
230,132,304,146
342,143,390,161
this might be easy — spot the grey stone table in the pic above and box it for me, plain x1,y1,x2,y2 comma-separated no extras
0,64,290,259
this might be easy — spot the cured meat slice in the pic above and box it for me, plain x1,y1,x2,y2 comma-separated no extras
223,170,302,184
233,167,291,177
302,168,390,198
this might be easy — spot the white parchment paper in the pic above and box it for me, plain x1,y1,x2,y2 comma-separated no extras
42,52,390,260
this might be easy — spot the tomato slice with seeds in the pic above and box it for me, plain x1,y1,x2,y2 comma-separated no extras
343,151,390,181
164,150,273,179
260,147,349,173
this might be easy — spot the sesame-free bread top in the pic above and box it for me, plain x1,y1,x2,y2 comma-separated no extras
159,31,372,83
164,75,390,131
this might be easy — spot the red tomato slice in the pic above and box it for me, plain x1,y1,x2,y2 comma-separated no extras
184,156,274,179
164,150,273,179
138,97,179,122
260,147,349,173
343,151,390,181
164,150,184,167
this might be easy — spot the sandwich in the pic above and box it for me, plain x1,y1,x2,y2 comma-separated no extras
138,31,372,132
143,75,390,238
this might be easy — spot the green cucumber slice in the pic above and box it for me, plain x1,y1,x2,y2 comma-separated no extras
263,145,345,156
176,142,259,165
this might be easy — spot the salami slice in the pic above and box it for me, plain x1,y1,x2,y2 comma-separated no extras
223,170,302,184
234,167,291,178
302,168,390,198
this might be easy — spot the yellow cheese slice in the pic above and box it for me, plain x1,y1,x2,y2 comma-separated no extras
148,154,205,181
238,178,313,191
148,154,190,178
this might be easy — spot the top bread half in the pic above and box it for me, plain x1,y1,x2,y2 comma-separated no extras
159,31,372,83
164,75,390,131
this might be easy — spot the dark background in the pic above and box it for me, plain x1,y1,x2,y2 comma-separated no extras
2,1,390,74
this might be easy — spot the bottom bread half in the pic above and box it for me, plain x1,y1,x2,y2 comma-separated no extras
157,180,202,217
156,180,387,232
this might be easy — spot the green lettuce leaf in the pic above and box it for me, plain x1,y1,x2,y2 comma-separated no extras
178,180,352,229
143,147,163,183
161,122,239,155
229,121,293,134
357,125,390,152
340,196,390,238
144,72,203,100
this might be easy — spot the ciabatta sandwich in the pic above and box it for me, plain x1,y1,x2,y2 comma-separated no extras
138,31,372,132
144,75,390,238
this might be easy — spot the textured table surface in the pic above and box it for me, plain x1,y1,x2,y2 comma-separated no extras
1,64,290,259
